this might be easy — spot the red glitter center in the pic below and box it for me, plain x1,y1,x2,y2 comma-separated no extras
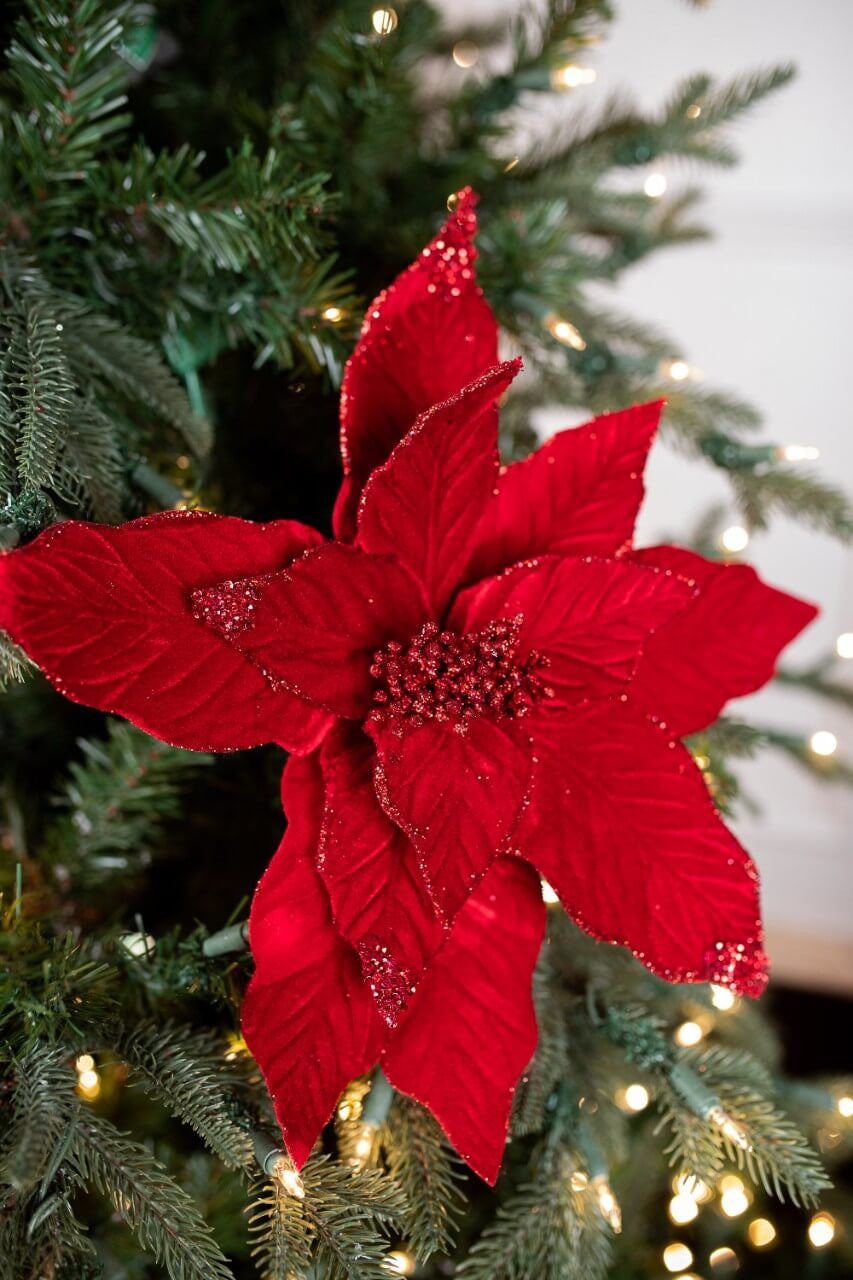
369,618,550,734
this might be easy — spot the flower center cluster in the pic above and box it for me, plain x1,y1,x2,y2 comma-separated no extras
369,618,551,733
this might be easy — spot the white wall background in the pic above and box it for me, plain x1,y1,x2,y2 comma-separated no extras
440,0,853,990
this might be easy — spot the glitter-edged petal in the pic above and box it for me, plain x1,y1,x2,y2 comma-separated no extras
382,856,545,1184
0,511,330,753
358,360,521,615
451,553,694,707
334,188,498,540
318,722,444,1026
466,400,663,582
242,754,386,1168
628,546,818,735
518,701,767,995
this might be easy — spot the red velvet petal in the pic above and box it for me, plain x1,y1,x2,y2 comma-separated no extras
518,702,767,995
0,511,330,752
358,361,521,615
628,546,818,736
318,722,444,1026
334,189,499,540
382,856,545,1184
229,543,429,719
467,400,663,582
451,554,693,706
242,754,386,1168
369,716,533,922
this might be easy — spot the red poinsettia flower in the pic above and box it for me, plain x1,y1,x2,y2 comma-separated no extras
0,190,816,1183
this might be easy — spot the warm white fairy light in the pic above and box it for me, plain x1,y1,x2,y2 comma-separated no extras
809,730,838,758
569,1170,589,1191
836,633,853,660
593,1175,622,1233
76,1053,95,1074
747,1217,777,1249
384,1249,416,1275
322,305,344,323
545,314,587,350
720,524,750,554
644,172,668,198
807,1211,836,1248
667,359,691,381
709,1108,752,1152
371,7,398,36
119,931,155,958
541,879,560,904
719,1174,751,1218
674,1020,705,1048
673,1173,713,1204
710,984,736,1011
620,1082,650,1112
836,1093,853,1117
777,443,820,462
278,1164,306,1199
452,40,479,68
551,64,597,89
663,1242,693,1272
351,1120,379,1168
686,103,702,119
709,1245,738,1269
668,1192,699,1224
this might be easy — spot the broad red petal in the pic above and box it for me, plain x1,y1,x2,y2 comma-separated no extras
628,546,818,735
318,722,444,1026
451,554,693,706
369,716,533,922
243,754,386,1168
467,400,662,582
358,361,521,615
229,543,428,719
0,511,330,752
382,856,545,1184
519,702,767,995
334,189,498,540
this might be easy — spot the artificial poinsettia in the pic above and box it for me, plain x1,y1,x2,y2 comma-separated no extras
0,190,816,1183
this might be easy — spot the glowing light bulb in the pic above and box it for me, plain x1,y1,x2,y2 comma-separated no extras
674,1020,705,1048
78,1069,99,1090
836,633,853,660
569,1170,589,1191
709,1245,738,1269
669,1193,699,1224
667,359,691,381
663,1242,693,1272
720,525,750,554
809,730,838,757
673,1174,713,1204
541,879,560,904
76,1054,95,1074
621,1083,650,1112
371,7,398,36
352,1121,379,1167
748,1217,777,1248
338,1101,352,1121
710,984,736,1011
120,931,155,958
686,103,702,119
545,314,587,350
644,172,668,198
777,443,820,462
720,1180,750,1217
808,1211,836,1248
710,1109,752,1152
551,64,597,89
277,1163,306,1199
322,306,344,323
385,1249,416,1275
837,1093,853,1117
593,1176,622,1232
452,40,479,68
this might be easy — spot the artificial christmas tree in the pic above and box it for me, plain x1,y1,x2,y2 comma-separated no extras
1,3,851,1279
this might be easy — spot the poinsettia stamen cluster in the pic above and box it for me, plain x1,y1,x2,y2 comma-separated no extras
369,618,552,734
0,186,818,1184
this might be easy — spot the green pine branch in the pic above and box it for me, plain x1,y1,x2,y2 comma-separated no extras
384,1097,465,1260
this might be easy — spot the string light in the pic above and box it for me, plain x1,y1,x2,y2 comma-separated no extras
836,1093,853,1117
352,1120,380,1168
669,1192,699,1224
673,1173,713,1204
747,1218,777,1249
807,1211,836,1248
76,1053,95,1073
452,40,479,68
663,1242,694,1272
686,103,702,119
776,443,820,462
266,1152,305,1199
593,1175,622,1232
322,305,344,323
545,314,587,350
384,1250,416,1275
644,172,668,198
75,1053,101,1100
551,64,597,89
503,155,520,173
709,1245,738,1270
619,1082,650,1112
709,1108,752,1152
119,931,155,959
666,359,690,381
836,633,853,660
719,524,750,554
719,1174,751,1217
809,730,838,758
371,7,398,36
710,984,736,1011
674,1020,705,1048
541,879,560,904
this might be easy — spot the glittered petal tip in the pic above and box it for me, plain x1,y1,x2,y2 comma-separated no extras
358,360,521,615
628,546,819,736
334,187,498,540
704,939,769,999
517,701,765,990
0,511,330,753
243,754,386,1169
382,856,545,1184
466,399,663,582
